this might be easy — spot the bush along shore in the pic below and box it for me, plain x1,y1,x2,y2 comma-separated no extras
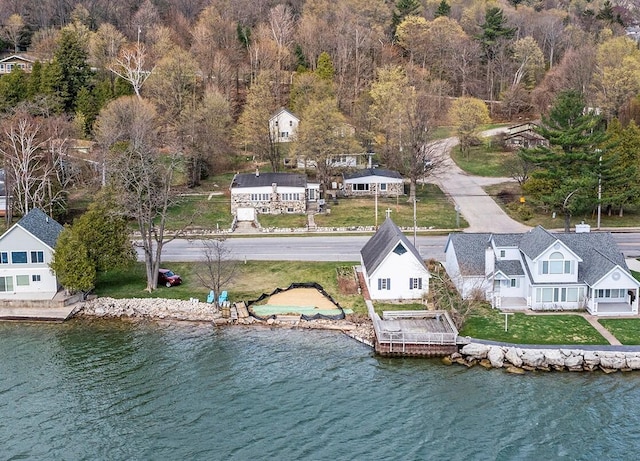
74,297,374,341
448,343,640,374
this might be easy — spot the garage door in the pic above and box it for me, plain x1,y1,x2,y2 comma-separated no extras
236,207,256,221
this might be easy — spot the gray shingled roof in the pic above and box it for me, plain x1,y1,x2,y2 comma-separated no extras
519,226,558,260
361,217,427,275
446,233,491,276
448,227,629,285
16,208,64,249
231,172,307,188
343,168,402,181
557,232,627,284
495,260,524,276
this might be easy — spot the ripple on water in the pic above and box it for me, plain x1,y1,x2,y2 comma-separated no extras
2,322,640,460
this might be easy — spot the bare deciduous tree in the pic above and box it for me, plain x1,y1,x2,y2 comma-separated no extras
109,42,154,99
96,96,182,292
196,238,241,308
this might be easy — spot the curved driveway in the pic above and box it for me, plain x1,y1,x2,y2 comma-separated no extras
428,131,531,233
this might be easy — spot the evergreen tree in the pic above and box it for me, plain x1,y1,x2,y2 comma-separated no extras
316,52,335,81
602,119,640,216
50,227,97,296
53,28,91,112
434,0,451,18
478,7,516,62
26,61,42,100
521,91,608,231
392,0,421,33
0,68,28,112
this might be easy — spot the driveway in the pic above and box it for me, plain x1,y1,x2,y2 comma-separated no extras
427,129,531,233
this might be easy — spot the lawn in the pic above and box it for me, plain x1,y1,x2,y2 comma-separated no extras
314,184,467,229
459,306,608,345
486,182,640,229
450,137,515,177
95,261,366,314
373,302,425,316
599,319,640,345
258,213,308,229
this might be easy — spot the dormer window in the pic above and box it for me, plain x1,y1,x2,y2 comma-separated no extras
542,251,572,274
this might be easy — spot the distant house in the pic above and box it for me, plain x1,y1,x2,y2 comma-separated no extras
343,168,403,197
360,217,430,301
444,225,640,316
269,108,299,143
230,171,319,221
504,122,548,149
294,153,368,169
0,208,63,300
0,55,34,75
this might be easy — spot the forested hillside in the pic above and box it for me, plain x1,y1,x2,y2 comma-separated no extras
1,0,640,218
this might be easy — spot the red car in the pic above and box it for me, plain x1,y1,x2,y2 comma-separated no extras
158,269,182,287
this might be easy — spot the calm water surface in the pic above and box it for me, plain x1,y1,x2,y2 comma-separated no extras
1,320,639,460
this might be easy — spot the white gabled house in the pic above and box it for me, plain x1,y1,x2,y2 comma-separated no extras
444,225,640,316
0,208,63,300
269,108,299,143
360,217,430,300
0,54,35,74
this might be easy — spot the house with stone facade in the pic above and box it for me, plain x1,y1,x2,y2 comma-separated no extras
342,168,404,197
269,108,299,143
230,171,319,221
0,54,35,74
360,217,429,301
0,208,63,300
444,225,640,316
504,122,548,149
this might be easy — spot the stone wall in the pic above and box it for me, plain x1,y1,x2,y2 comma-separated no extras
231,192,306,215
451,342,640,373
76,297,222,322
344,182,403,197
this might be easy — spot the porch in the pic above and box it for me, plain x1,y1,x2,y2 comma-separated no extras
587,301,637,317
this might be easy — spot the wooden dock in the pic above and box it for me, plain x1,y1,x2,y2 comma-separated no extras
367,302,459,357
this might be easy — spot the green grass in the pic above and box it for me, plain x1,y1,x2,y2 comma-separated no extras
486,182,640,229
258,213,308,229
314,184,468,229
599,319,640,345
450,137,515,177
459,306,608,345
95,261,366,314
373,302,426,316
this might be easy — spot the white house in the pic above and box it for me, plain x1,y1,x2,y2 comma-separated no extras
230,171,320,221
343,168,404,197
444,225,640,316
0,208,63,300
360,217,430,301
269,108,299,143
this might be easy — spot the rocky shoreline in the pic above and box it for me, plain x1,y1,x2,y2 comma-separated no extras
449,342,640,373
74,297,375,342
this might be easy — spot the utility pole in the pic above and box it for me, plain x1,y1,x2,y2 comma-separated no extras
597,155,602,229
413,197,418,246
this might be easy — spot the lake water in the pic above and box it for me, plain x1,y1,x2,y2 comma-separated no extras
2,320,639,460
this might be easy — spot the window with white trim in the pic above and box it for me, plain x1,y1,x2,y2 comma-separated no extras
378,278,391,290
542,252,572,274
31,251,44,263
354,183,369,191
500,250,506,257
0,276,13,292
379,183,387,191
11,251,27,264
250,193,270,201
0,252,7,264
409,278,422,290
510,278,520,288
32,274,41,282
16,275,29,286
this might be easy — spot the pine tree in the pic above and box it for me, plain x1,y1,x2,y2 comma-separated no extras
392,0,421,33
521,91,608,231
53,28,91,112
434,0,451,18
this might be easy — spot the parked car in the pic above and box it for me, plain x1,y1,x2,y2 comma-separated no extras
158,269,182,287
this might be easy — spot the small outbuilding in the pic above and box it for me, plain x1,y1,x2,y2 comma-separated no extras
343,168,403,197
360,217,429,301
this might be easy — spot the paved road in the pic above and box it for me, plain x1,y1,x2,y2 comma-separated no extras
428,129,531,233
144,232,640,262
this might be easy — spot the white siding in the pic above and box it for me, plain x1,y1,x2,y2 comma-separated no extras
0,226,58,300
366,248,429,300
